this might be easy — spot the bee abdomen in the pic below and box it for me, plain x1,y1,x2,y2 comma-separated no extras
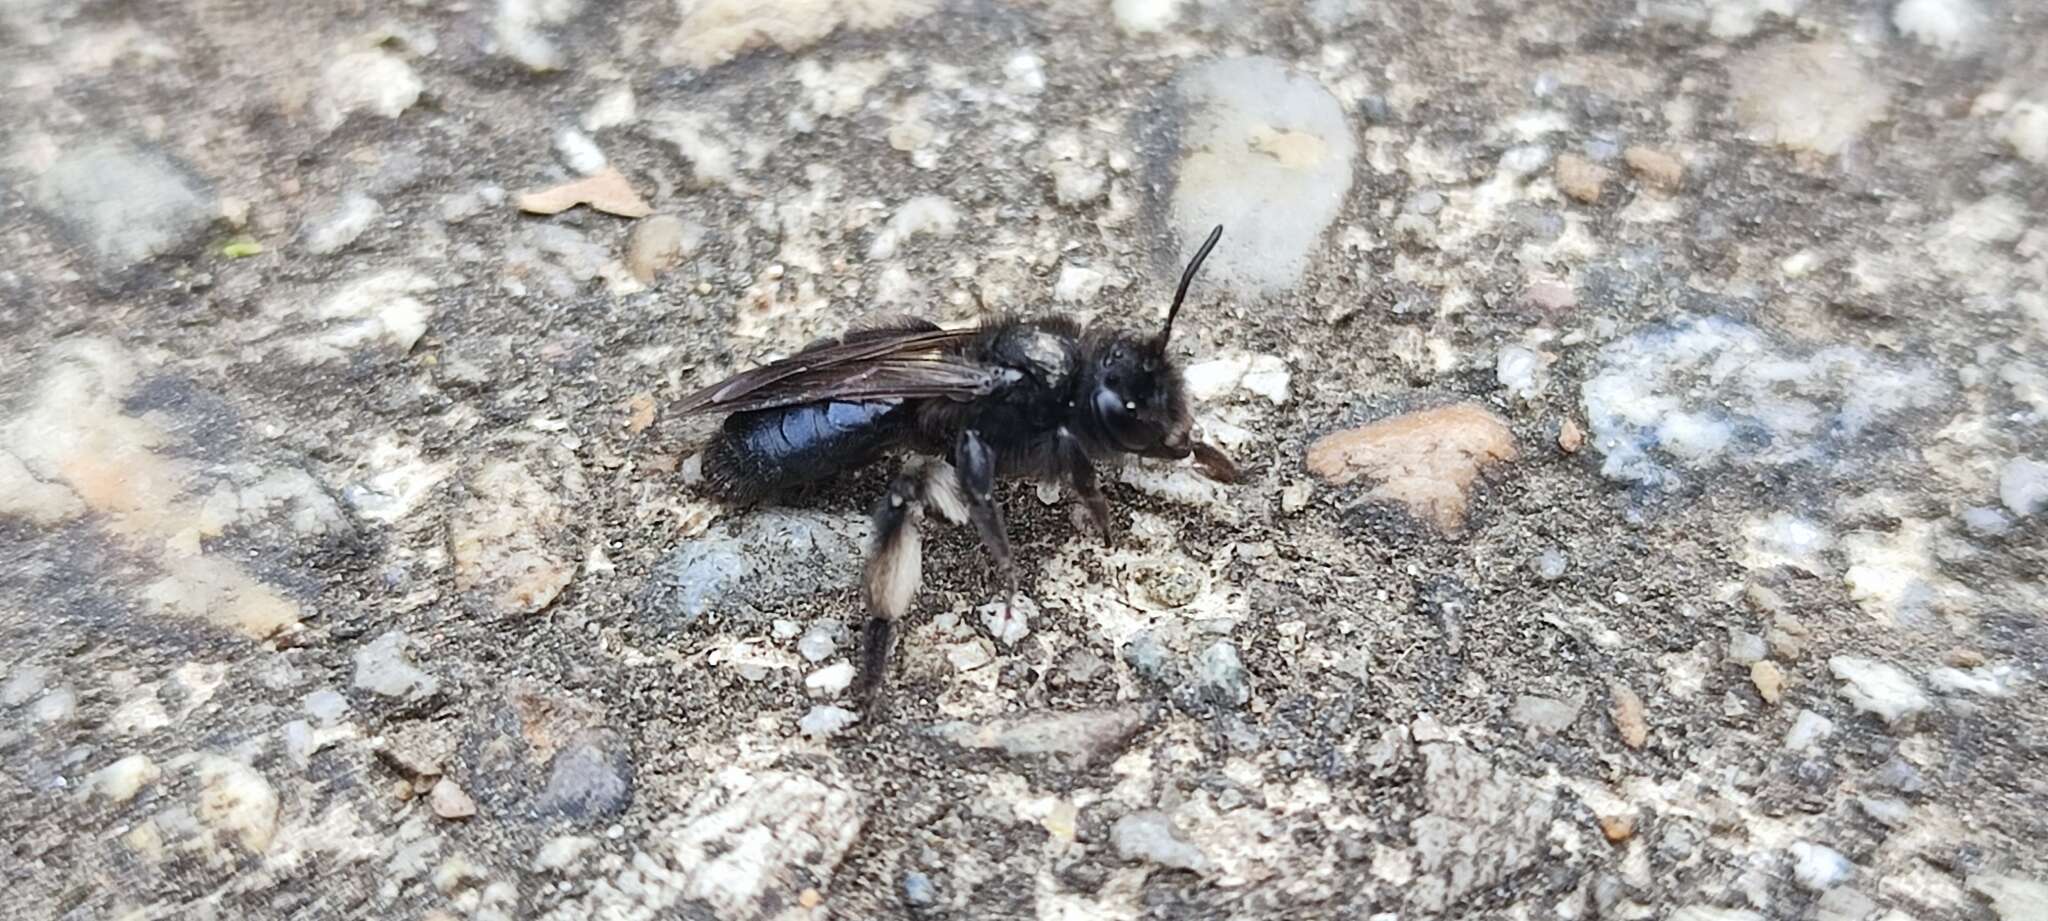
701,400,906,501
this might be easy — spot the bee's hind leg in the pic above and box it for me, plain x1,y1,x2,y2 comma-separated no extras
955,429,1018,616
856,469,926,708
1056,427,1112,546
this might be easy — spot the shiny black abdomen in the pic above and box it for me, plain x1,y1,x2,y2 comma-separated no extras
701,399,907,501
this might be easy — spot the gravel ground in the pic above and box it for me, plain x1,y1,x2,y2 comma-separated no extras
3,0,2047,919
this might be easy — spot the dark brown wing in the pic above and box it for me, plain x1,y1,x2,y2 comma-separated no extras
676,326,997,415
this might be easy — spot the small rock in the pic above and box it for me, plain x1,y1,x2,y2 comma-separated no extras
1597,814,1636,843
1999,457,2048,517
902,870,936,906
1998,101,2048,165
29,140,217,270
535,733,634,820
303,688,350,726
1123,631,1168,679
1727,630,1768,664
1961,505,2012,536
1532,548,1568,581
1306,403,1519,533
1790,841,1853,890
83,754,160,803
1968,874,2048,921
625,215,698,283
353,631,440,700
554,128,607,175
1785,708,1835,752
301,193,382,255
532,835,597,873
1053,263,1108,303
439,185,505,224
1751,661,1786,705
451,460,575,617
868,195,960,259
1525,277,1578,313
1607,681,1648,749
797,623,840,663
1622,146,1684,190
1554,153,1612,203
1,665,49,707
1196,641,1251,709
947,640,995,672
195,755,280,854
1893,0,1985,55
1511,693,1582,734
799,705,860,739
1050,160,1107,206
1827,656,1931,726
1280,481,1314,515
431,778,478,819
1729,40,1890,156
978,597,1033,647
32,685,75,724
1112,811,1210,872
1496,346,1546,400
804,663,855,697
317,48,423,130
934,706,1147,767
582,85,637,132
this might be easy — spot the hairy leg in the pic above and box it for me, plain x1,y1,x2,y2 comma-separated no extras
955,429,1018,612
1056,427,1112,545
856,470,925,706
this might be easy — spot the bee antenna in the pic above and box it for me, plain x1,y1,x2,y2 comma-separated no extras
1160,224,1223,347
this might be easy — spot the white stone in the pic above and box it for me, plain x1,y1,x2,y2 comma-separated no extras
533,835,597,872
1112,0,1182,33
798,704,860,738
1183,355,1251,402
1510,694,1581,733
978,596,1033,647
1239,355,1291,405
1054,263,1107,303
1003,51,1045,94
868,195,960,259
1496,346,1544,400
31,685,75,723
353,630,440,700
804,663,855,697
195,755,280,854
797,625,838,663
1728,41,1890,156
1999,457,2048,517
582,85,636,131
1969,875,2048,921
297,270,437,361
1709,0,1802,39
303,688,350,726
554,128,607,175
83,754,159,802
1790,841,1853,890
494,0,580,71
1998,101,2048,165
1892,0,1984,55
1928,664,2018,698
1050,160,1106,206
302,193,382,256
1112,811,1211,871
1785,708,1835,752
318,49,423,130
947,640,995,672
1743,512,1833,575
1169,57,1356,295
0,450,85,524
1,665,49,706
1827,656,1931,726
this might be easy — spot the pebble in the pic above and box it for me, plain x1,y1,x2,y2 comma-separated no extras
439,184,505,224
1166,56,1355,295
582,85,637,132
1789,841,1853,890
902,870,936,905
1998,101,2048,165
1305,403,1519,533
1727,630,1768,664
1969,874,2048,921
494,0,576,71
1827,656,1931,726
1621,146,1684,190
1532,548,1568,581
1999,457,2047,517
978,597,1033,647
868,195,960,259
1050,160,1107,206
302,193,382,255
318,49,423,129
303,688,350,726
799,705,860,739
1607,681,1648,749
625,215,699,283
450,460,575,616
1554,153,1612,203
1961,505,2012,536
531,835,597,873
797,623,840,663
554,128,608,175
1892,0,1985,55
29,140,217,270
1496,346,1546,400
32,685,77,724
195,755,280,854
83,754,160,803
1511,693,1581,734
1112,811,1211,872
804,663,855,697
1123,631,1168,679
1112,0,1182,33
431,778,479,819
1728,40,1889,156
536,734,634,819
1750,661,1785,705
934,706,1147,767
2,665,50,707
1195,641,1251,709
353,631,440,700
1053,263,1107,303
1784,708,1835,752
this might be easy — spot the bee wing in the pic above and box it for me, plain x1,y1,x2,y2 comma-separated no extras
677,326,994,415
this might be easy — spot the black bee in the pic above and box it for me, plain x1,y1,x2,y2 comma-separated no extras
678,226,1238,703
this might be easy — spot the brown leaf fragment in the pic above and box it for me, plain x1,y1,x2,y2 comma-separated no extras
515,167,652,218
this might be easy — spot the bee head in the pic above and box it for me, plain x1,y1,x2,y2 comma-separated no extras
1084,225,1223,459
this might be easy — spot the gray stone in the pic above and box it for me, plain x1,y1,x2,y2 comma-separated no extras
902,870,935,905
1510,693,1582,734
1122,630,1168,679
2000,457,2048,517
799,704,859,738
31,140,216,269
301,193,382,255
1194,641,1250,709
1112,811,1210,872
934,706,1148,768
637,511,864,629
797,621,841,662
1161,56,1355,295
536,733,634,820
2,665,50,707
1408,744,1556,912
352,631,440,700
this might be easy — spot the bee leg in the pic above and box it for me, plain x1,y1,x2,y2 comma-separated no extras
1191,441,1240,484
956,429,1017,614
1057,427,1112,546
857,470,925,707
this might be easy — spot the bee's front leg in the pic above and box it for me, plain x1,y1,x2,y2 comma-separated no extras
956,429,1017,613
1056,427,1112,546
